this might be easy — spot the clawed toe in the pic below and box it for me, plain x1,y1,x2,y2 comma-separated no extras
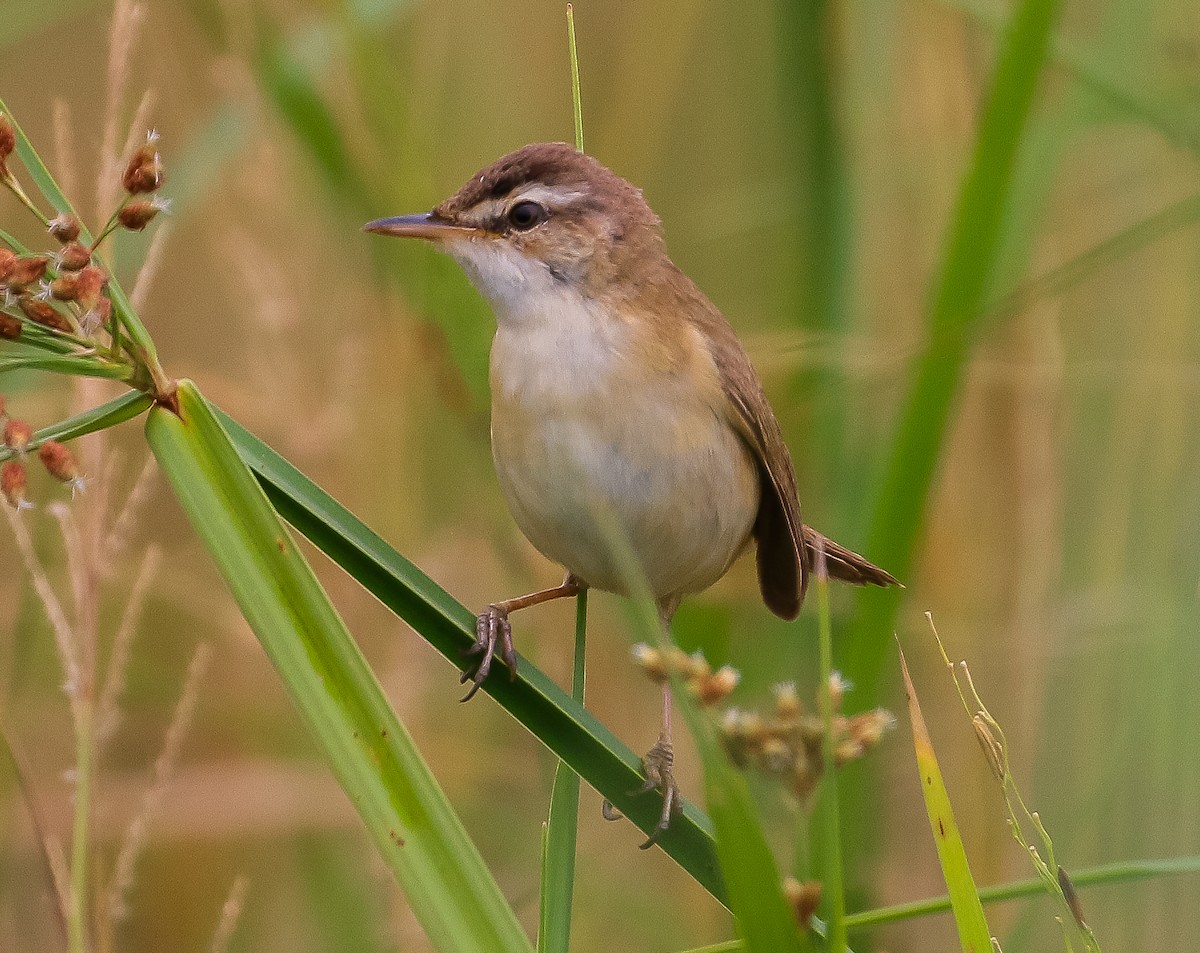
638,778,681,849
637,735,682,848
461,605,518,702
601,734,683,848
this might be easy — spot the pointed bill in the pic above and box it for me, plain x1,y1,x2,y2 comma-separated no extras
362,213,479,241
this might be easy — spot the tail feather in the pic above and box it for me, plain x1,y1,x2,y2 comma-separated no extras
802,527,900,589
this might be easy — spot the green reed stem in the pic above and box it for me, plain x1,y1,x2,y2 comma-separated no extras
567,4,584,152
814,557,846,950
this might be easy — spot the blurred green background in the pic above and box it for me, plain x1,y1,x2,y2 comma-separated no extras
1,0,1198,950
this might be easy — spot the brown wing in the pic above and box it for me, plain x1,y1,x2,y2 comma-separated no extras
717,355,901,609
689,306,809,620
722,374,809,619
657,266,898,617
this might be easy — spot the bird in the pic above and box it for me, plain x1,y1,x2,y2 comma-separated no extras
365,142,898,846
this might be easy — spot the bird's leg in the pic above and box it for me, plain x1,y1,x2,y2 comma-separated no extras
635,680,682,848
602,598,684,848
462,573,584,702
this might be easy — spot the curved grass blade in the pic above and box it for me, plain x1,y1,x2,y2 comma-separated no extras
897,643,992,952
146,380,533,953
0,390,151,463
213,406,728,906
678,855,1200,951
0,353,132,381
596,516,811,953
538,22,589,949
810,561,845,949
538,591,587,953
845,0,1064,695
847,855,1200,930
1,330,79,356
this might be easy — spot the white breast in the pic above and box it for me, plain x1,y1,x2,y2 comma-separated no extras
447,236,761,601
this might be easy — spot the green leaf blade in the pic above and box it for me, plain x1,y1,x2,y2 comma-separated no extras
538,591,587,953
146,380,533,953
897,646,992,952
846,0,1066,697
215,406,729,905
596,520,812,953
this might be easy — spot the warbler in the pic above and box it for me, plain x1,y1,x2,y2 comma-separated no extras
366,143,897,844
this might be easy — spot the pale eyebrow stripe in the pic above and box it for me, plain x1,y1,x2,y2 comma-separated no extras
510,184,588,208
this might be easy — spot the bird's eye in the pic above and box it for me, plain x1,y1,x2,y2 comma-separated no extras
507,200,548,231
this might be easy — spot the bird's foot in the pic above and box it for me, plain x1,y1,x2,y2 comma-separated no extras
460,604,518,702
601,733,683,849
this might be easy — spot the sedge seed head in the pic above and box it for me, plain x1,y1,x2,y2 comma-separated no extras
683,650,710,680
117,197,170,231
4,418,33,451
48,213,81,243
0,248,15,281
834,737,866,766
122,137,165,194
50,273,80,301
38,440,80,484
1,460,31,510
759,737,793,774
631,643,668,682
5,255,49,289
80,297,111,336
19,296,70,331
847,708,895,750
0,313,20,340
72,266,107,311
782,878,822,927
56,241,91,272
662,645,691,678
694,665,740,706
773,681,802,719
828,671,852,710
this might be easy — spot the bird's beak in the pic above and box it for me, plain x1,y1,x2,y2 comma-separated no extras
362,212,476,242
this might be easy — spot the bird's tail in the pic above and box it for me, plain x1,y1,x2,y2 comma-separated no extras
802,527,900,589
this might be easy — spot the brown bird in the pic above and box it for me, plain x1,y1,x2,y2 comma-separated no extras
365,143,897,845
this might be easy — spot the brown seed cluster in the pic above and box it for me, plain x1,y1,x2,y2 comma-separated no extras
631,643,741,706
48,213,81,243
629,643,894,797
720,677,894,800
0,396,85,508
782,877,823,927
0,118,168,348
122,132,165,194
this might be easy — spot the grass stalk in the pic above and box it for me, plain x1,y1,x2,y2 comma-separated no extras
148,381,535,953
538,590,587,953
844,0,1064,695
676,855,1200,953
812,552,846,950
67,697,94,953
566,4,584,153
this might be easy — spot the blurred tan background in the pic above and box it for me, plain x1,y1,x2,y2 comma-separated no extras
1,0,1199,950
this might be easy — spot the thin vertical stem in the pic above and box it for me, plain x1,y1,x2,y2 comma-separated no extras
566,4,584,153
538,591,587,953
815,547,846,951
539,20,586,945
68,697,94,953
572,589,587,703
